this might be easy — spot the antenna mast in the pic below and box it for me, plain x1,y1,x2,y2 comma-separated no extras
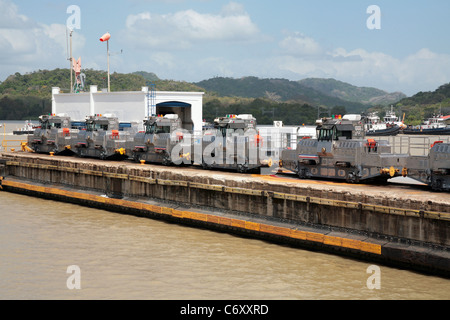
67,28,74,93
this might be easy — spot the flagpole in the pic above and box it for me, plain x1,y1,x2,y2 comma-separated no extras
107,39,110,92
100,32,111,92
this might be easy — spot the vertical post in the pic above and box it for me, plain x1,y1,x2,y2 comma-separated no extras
107,40,110,93
100,33,111,92
70,30,73,93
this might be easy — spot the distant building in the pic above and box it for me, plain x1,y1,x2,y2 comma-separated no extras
51,86,204,132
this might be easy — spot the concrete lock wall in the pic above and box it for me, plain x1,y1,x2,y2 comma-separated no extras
1,153,449,276
2,153,449,245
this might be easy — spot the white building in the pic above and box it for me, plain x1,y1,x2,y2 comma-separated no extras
52,86,204,132
258,121,317,150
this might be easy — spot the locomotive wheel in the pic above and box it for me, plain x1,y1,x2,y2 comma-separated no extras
431,178,443,192
132,152,142,163
162,153,172,166
346,172,360,184
298,167,307,179
237,163,248,173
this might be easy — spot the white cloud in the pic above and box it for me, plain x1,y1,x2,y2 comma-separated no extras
0,0,34,29
0,0,85,80
279,33,323,56
275,39,450,95
120,2,261,51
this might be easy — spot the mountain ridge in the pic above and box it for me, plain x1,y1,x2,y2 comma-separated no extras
298,78,407,106
195,76,407,113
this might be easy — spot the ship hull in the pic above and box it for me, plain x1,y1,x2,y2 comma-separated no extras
366,125,401,136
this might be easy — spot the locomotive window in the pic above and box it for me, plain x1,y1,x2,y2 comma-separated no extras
97,124,108,131
45,122,62,129
155,125,170,134
318,129,333,141
86,122,95,131
86,123,108,131
145,124,156,134
336,130,352,140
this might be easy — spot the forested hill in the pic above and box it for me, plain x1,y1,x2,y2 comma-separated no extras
0,69,203,97
298,78,406,106
394,83,450,125
396,83,450,107
195,77,370,113
1,68,448,125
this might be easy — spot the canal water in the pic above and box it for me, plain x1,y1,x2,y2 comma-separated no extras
0,121,449,300
1,191,449,300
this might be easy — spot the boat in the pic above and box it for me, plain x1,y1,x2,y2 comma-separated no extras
366,124,401,136
402,114,450,135
13,120,36,135
363,107,405,136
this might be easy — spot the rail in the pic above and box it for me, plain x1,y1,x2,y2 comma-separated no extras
1,139,29,152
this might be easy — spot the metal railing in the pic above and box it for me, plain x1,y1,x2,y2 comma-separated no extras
1,139,29,152
374,135,450,156
260,130,450,157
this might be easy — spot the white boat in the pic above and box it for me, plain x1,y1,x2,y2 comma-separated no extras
363,107,405,136
13,120,36,135
383,107,406,128
403,114,450,135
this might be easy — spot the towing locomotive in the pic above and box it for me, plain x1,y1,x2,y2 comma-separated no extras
28,114,74,155
72,114,130,160
280,117,409,183
199,114,272,173
405,141,450,191
127,114,191,165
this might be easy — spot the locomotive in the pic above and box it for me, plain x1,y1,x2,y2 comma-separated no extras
427,142,450,191
28,114,74,155
72,114,130,160
405,142,450,191
280,117,409,183
127,114,191,165
199,114,272,173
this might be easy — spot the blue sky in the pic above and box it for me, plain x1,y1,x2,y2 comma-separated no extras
1,0,450,96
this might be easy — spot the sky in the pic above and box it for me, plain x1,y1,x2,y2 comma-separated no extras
1,0,450,96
